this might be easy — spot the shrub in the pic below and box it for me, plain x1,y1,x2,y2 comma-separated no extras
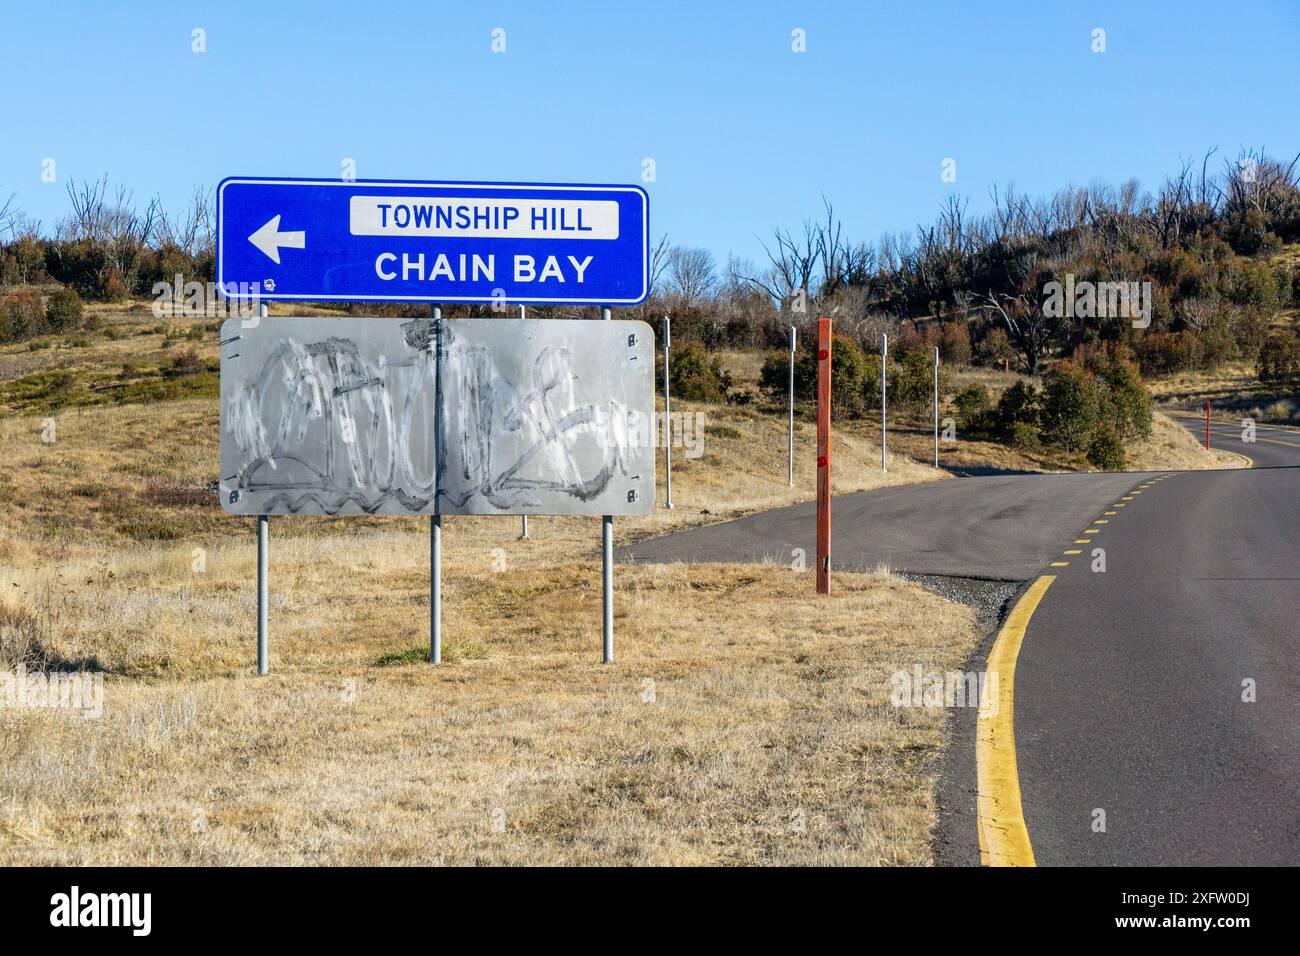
662,342,731,402
1039,362,1100,452
1,288,46,341
775,333,870,417
1257,331,1300,382
1096,358,1152,442
828,334,869,417
954,384,991,420
993,380,1040,436
759,350,790,396
1134,330,1203,375
99,269,130,303
939,321,972,366
1086,423,1126,470
861,353,883,411
975,327,1014,367
45,288,85,333
166,348,203,377
891,349,948,408
1009,421,1041,452
1221,209,1274,257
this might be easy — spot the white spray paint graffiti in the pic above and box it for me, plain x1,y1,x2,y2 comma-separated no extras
220,316,655,516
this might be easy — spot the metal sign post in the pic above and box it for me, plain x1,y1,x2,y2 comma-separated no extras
255,301,270,675
602,305,614,663
431,304,443,665
881,332,888,473
816,317,832,595
257,513,269,674
663,314,672,509
933,345,940,468
788,326,796,486
519,303,530,540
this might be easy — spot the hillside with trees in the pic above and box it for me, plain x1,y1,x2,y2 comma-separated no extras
2,148,1297,466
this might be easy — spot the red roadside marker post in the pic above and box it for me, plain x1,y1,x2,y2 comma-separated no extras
1206,400,1211,450
816,316,832,595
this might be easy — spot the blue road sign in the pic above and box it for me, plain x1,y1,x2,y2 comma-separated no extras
216,178,649,305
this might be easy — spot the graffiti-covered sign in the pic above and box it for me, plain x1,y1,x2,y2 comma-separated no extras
218,316,655,516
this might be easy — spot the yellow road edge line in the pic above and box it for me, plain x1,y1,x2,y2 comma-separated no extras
1063,550,1081,554
1103,511,1117,515
1218,449,1254,468
1095,519,1109,524
1073,539,1089,544
1049,561,1070,567
977,574,1055,867
1084,528,1100,534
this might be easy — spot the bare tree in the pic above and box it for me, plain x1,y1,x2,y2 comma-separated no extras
666,246,717,305
58,175,160,289
157,184,214,257
647,233,671,293
976,251,1051,375
1223,148,1300,221
0,188,18,239
1176,296,1219,332
738,218,821,310
814,196,848,296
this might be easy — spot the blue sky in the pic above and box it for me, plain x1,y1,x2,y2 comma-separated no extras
3,1,1298,267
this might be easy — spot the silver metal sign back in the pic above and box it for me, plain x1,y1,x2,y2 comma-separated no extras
219,315,655,516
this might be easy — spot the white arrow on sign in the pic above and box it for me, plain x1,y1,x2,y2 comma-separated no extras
248,215,306,264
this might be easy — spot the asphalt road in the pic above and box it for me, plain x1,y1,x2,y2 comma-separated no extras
621,472,1162,579
1015,460,1299,865
626,414,1300,865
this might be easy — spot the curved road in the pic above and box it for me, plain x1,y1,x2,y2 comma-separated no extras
1014,417,1299,865
625,416,1300,865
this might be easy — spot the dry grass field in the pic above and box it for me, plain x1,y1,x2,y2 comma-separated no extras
0,326,975,865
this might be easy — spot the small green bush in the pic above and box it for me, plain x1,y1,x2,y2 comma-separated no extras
954,384,991,418
994,380,1040,436
662,343,731,403
891,349,948,408
1009,421,1041,452
759,350,790,396
1087,423,1126,470
976,327,1014,367
826,335,869,417
1096,358,1152,442
772,333,871,417
45,288,84,333
1040,363,1100,452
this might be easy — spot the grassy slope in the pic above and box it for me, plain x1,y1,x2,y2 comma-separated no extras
722,354,1244,475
